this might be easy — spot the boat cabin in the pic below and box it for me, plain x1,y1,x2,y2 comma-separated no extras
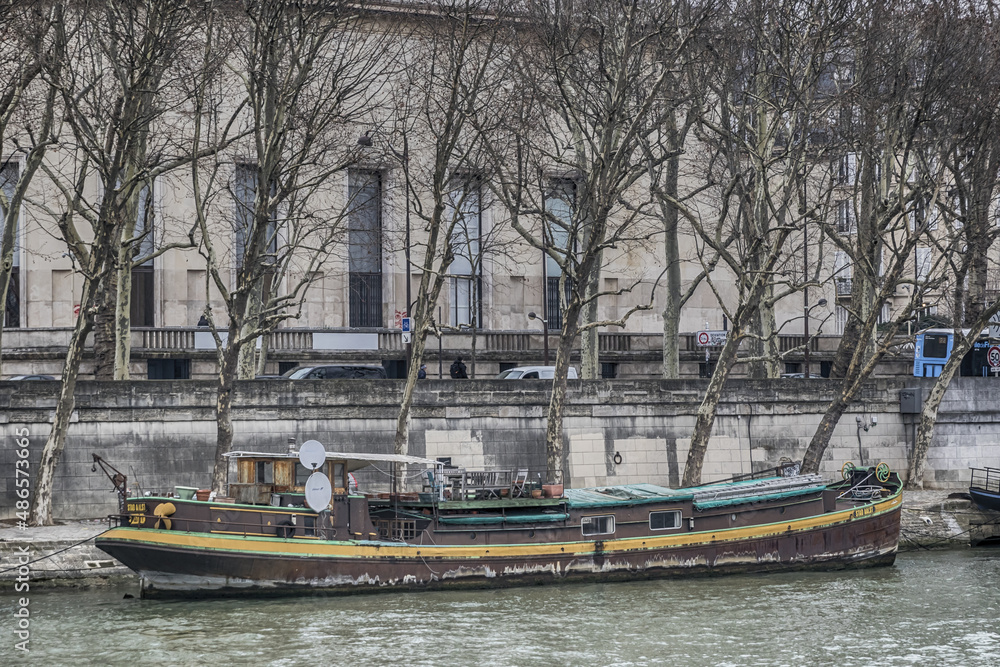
227,453,351,505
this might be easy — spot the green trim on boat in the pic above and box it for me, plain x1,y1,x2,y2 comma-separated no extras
437,513,569,525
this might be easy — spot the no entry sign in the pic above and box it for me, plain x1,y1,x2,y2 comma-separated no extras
696,330,727,347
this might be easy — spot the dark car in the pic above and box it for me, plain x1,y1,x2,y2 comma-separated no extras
282,365,387,379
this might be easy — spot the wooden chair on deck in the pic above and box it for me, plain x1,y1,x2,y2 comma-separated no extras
511,469,529,498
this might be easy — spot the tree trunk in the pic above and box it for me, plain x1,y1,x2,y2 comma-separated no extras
544,302,581,485
0,209,17,367
29,281,95,525
256,332,270,377
580,267,601,379
661,150,682,379
113,252,133,380
210,338,241,493
237,281,261,379
681,329,741,487
800,396,851,474
92,263,118,380
905,336,970,489
761,282,780,378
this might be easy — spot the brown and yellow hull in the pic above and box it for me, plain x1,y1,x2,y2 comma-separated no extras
96,492,902,598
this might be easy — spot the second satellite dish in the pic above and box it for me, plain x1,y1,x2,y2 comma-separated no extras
304,472,332,512
298,439,326,471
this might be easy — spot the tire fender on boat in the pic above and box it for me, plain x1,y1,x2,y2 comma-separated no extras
277,521,295,539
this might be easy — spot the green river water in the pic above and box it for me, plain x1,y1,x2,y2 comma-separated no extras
3,549,999,666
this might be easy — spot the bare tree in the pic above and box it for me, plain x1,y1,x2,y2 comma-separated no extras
482,0,707,484
193,0,401,492
27,0,227,524
0,1,58,369
670,0,850,486
364,0,510,469
801,0,974,474
903,4,1000,488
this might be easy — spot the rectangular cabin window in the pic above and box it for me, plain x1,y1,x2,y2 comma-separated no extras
255,461,273,485
649,510,682,531
296,462,326,486
581,515,615,537
332,462,346,492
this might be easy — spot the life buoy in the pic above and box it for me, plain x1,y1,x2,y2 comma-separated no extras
154,502,176,530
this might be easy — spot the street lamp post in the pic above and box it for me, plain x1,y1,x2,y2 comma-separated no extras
528,311,549,365
803,297,828,378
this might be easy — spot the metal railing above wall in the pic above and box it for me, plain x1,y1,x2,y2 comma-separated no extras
10,326,844,359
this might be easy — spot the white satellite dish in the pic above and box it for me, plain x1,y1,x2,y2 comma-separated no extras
304,472,333,512
298,439,326,471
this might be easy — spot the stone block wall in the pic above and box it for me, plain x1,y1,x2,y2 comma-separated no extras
1,376,997,519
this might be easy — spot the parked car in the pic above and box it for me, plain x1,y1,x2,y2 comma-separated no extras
281,365,387,379
8,374,56,380
496,366,578,380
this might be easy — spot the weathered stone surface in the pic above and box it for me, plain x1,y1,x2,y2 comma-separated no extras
2,376,997,519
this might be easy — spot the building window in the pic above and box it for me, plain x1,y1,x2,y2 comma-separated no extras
834,251,852,296
448,180,482,328
836,200,855,234
544,179,575,331
600,362,617,379
699,361,716,378
131,183,155,327
1,160,20,328
348,169,382,328
233,163,277,271
147,358,191,379
916,247,932,282
835,304,848,334
581,514,615,536
836,153,857,185
649,510,681,531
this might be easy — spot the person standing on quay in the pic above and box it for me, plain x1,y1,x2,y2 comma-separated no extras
450,357,468,379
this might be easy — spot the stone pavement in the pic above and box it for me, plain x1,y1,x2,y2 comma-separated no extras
1,491,996,590
0,518,134,589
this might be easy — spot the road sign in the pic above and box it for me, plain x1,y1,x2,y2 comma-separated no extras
401,317,412,333
402,332,412,344
696,330,727,347
991,312,1000,340
989,345,1000,371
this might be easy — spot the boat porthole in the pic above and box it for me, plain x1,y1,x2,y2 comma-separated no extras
469,532,476,540
528,530,535,538
731,514,737,521
779,507,786,515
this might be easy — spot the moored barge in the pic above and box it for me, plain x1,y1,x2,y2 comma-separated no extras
94,447,903,598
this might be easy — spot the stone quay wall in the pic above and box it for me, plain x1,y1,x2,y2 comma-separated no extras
1,376,996,520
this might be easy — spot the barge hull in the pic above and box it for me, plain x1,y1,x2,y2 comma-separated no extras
97,495,902,599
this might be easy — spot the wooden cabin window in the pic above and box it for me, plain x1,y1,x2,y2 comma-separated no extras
296,462,326,486
255,461,273,484
581,515,615,536
649,510,681,531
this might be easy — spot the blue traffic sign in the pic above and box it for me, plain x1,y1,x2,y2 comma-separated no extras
401,317,412,333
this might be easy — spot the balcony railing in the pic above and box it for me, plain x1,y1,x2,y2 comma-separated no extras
4,326,844,359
